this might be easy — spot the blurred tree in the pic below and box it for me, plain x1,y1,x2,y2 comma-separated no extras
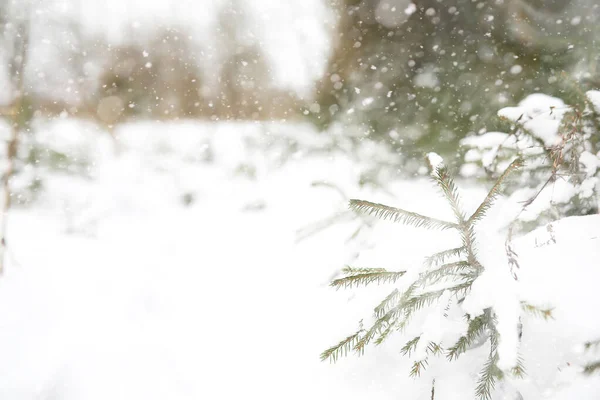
314,0,600,161
213,0,302,120
96,27,204,121
0,0,31,272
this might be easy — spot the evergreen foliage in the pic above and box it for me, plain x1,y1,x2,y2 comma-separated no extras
460,88,600,232
312,1,600,159
584,339,600,375
321,158,526,400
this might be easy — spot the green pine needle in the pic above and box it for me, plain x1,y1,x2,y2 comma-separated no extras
320,330,363,363
354,317,393,355
520,302,554,320
401,336,421,356
468,158,524,225
349,199,459,230
331,268,406,290
584,361,600,374
425,246,467,267
410,359,429,377
374,322,396,345
447,314,489,361
584,339,600,350
475,351,500,400
401,288,457,324
433,166,466,224
323,158,535,391
511,355,527,378
418,261,473,286
374,288,401,318
426,342,443,356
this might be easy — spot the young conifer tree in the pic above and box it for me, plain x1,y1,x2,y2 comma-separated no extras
320,157,552,400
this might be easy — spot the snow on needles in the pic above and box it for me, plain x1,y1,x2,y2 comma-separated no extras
497,93,567,147
461,195,523,371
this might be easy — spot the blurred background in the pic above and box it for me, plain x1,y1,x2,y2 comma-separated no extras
0,1,599,399
1,0,599,157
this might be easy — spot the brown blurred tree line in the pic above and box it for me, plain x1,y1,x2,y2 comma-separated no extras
1,0,599,147
0,1,305,127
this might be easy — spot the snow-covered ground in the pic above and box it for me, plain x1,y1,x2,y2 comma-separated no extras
0,119,598,399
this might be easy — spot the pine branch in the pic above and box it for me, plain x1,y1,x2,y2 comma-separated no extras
460,224,483,274
433,166,466,224
374,287,418,345
403,291,446,318
331,267,406,290
584,339,600,350
468,158,524,225
349,199,458,231
521,302,554,320
425,246,467,267
374,321,396,345
374,288,401,318
447,281,475,298
447,314,489,361
418,261,473,286
475,351,500,400
584,361,600,374
511,355,527,378
343,266,387,274
426,342,443,356
401,288,456,323
410,359,429,377
401,336,421,356
355,316,392,355
320,330,363,363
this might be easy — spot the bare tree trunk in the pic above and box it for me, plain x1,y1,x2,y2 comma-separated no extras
0,11,30,274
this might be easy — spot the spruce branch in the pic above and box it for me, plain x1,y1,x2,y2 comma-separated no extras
520,302,554,320
468,158,524,225
447,314,489,361
511,355,527,378
418,261,472,286
330,267,406,289
355,317,392,355
425,246,467,267
374,321,395,345
433,166,466,224
583,339,600,374
403,290,450,320
349,199,458,230
343,266,387,274
320,330,363,363
584,361,600,374
447,281,475,298
460,224,483,273
374,288,401,318
401,336,421,356
324,159,533,399
426,342,443,356
475,350,500,400
410,359,429,377
584,339,600,350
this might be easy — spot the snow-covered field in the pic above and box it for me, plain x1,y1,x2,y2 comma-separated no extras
0,119,598,399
